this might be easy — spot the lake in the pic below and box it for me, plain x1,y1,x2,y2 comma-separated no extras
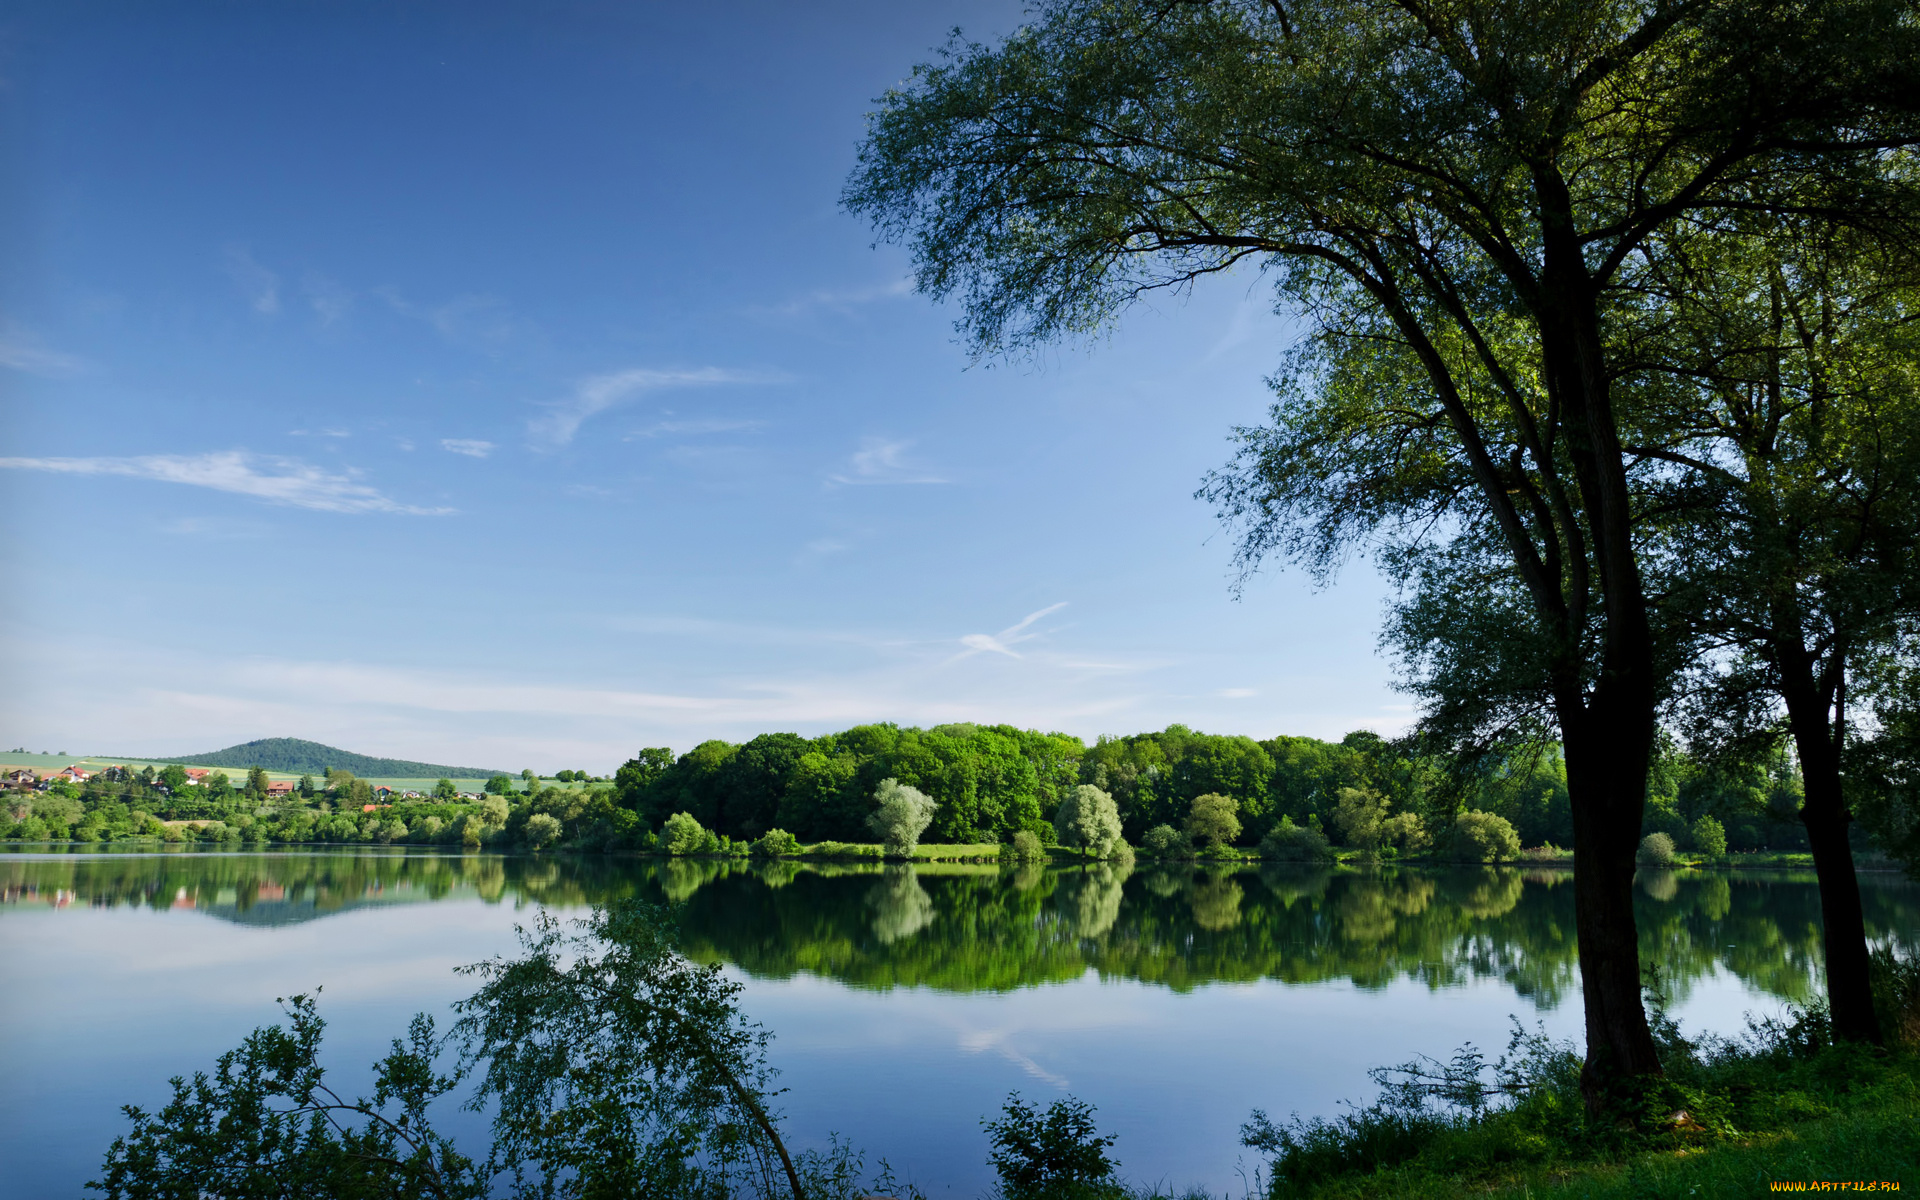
3,848,1915,1197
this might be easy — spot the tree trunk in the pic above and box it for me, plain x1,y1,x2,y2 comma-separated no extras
1781,683,1883,1045
1561,697,1665,1109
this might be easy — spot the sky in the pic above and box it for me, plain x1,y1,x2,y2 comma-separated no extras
0,0,1405,771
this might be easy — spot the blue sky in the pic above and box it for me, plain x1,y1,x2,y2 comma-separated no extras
0,0,1403,770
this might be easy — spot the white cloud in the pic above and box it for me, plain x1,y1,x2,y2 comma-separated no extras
288,427,351,438
757,276,915,317
954,602,1070,661
440,438,495,458
828,437,948,485
375,288,517,345
1218,687,1258,699
531,367,780,446
303,275,354,325
625,417,764,439
0,451,453,515
0,323,87,376
223,247,280,315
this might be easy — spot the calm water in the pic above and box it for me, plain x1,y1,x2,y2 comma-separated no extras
3,848,1915,1197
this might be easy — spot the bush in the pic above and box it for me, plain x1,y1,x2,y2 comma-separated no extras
1053,785,1124,858
1139,824,1193,859
983,1093,1123,1200
1445,811,1522,862
1259,817,1333,863
660,811,708,856
1185,793,1241,849
750,828,799,857
1690,814,1728,859
866,778,937,857
1001,828,1047,863
522,813,562,850
1639,831,1677,867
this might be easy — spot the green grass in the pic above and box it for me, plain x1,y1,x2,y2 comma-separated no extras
1247,981,1920,1200
789,841,1003,861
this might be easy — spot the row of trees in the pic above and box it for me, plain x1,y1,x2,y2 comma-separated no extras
605,722,1840,854
2,722,1873,864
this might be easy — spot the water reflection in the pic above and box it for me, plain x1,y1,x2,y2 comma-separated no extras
3,849,1914,1010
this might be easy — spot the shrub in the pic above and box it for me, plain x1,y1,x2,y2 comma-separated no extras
1690,814,1728,859
1185,793,1241,849
1445,811,1521,862
983,1093,1123,1200
1053,785,1124,858
660,812,708,855
1259,817,1333,863
1333,786,1390,850
866,778,937,857
1382,811,1432,855
1639,831,1677,867
750,828,799,857
522,813,562,850
1001,829,1047,863
1138,824,1193,859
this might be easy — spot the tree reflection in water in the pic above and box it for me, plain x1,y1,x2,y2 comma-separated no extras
3,849,1913,1012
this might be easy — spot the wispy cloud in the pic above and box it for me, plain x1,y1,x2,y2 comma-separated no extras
303,275,354,325
288,427,351,438
757,276,915,318
828,437,947,485
0,323,87,376
0,451,452,515
531,367,780,446
625,417,764,440
223,247,280,315
375,288,516,345
1217,687,1258,699
440,438,495,458
954,602,1070,661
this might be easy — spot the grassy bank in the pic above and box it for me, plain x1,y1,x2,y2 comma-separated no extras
1245,958,1920,1200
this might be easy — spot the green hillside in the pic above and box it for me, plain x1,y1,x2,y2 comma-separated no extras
142,738,506,779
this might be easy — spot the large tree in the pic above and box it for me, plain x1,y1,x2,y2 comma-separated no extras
846,0,1920,1102
1643,220,1920,1043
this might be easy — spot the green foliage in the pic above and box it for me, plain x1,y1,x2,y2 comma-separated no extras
453,903,808,1200
482,775,513,797
1002,829,1048,864
433,778,457,801
983,1093,1123,1200
1243,997,1920,1199
662,812,712,856
150,737,502,779
1443,813,1521,864
1332,788,1389,852
750,828,799,858
91,993,481,1200
522,813,562,850
1054,784,1124,858
1638,833,1678,868
1689,816,1727,860
867,778,938,858
1259,817,1333,864
1138,824,1193,860
1185,794,1240,850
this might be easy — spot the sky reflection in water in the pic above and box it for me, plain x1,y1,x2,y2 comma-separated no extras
3,849,1914,1197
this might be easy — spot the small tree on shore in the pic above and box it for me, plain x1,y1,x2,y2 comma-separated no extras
866,779,937,858
1185,793,1240,851
1053,785,1124,859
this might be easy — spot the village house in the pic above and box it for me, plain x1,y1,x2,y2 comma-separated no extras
265,780,297,797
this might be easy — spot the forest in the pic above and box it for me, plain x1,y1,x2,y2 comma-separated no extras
3,721,1830,859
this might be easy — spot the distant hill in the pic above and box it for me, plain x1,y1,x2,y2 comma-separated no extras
144,738,506,779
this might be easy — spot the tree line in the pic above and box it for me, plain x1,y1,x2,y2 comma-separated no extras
0,720,1878,864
